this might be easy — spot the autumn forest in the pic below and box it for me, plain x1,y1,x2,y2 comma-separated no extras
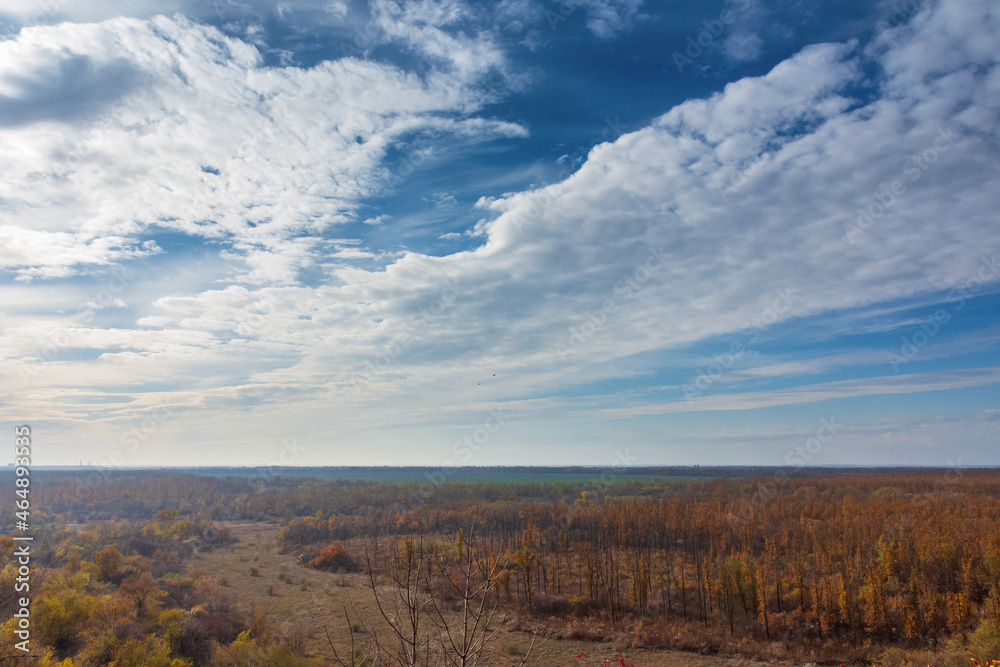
2,468,999,666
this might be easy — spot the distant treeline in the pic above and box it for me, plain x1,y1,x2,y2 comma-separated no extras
0,466,987,528
14,464,982,481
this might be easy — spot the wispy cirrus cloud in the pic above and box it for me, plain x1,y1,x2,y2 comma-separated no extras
594,367,1000,417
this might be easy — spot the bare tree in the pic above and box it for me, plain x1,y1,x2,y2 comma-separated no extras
328,515,534,667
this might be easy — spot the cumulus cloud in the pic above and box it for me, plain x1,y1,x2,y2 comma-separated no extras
321,0,999,404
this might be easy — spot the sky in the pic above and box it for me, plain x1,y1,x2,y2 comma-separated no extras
0,0,998,468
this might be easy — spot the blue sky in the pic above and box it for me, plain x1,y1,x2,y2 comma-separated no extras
1,0,998,467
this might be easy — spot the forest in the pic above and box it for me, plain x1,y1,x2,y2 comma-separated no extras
1,468,999,666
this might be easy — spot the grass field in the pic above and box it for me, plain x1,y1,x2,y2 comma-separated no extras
189,522,798,667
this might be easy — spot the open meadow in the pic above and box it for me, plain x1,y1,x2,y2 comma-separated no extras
189,522,785,667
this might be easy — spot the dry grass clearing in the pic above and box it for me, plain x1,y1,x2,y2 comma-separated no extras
189,523,799,667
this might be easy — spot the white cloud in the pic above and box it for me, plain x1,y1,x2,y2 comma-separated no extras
369,0,512,89
428,192,458,208
700,351,888,384
0,15,526,280
724,31,763,61
0,226,159,279
3,0,999,463
328,0,999,403
720,0,766,64
578,0,646,40
362,214,392,226
0,0,338,30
